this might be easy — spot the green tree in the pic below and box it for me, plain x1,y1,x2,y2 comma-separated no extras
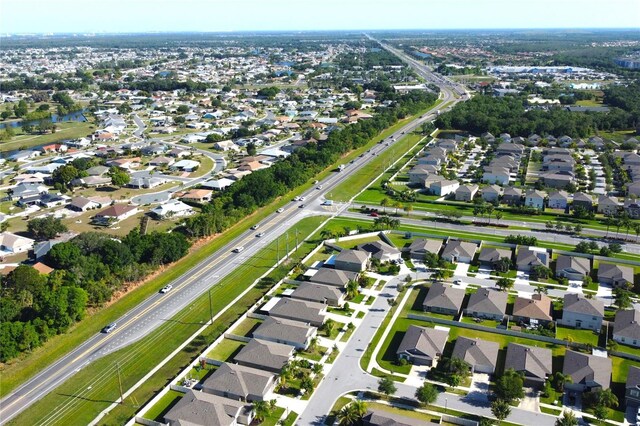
415,382,439,405
14,100,28,117
555,410,578,426
495,369,524,403
378,376,397,396
108,167,131,187
246,142,257,156
176,104,190,114
491,399,511,425
346,280,360,300
495,257,512,273
252,400,271,422
27,216,68,241
496,277,513,292
380,197,390,213
614,287,633,309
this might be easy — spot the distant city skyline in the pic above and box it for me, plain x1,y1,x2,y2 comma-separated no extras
2,0,639,34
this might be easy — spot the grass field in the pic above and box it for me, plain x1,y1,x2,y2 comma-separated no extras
1,120,96,152
5,216,325,426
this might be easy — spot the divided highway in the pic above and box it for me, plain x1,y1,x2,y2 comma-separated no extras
0,55,463,425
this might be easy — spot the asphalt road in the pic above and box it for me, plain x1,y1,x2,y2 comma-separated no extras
0,87,459,424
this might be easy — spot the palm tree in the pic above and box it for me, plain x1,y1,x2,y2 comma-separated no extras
337,404,358,426
393,201,403,216
486,205,495,224
380,198,390,213
604,216,613,237
350,400,368,419
403,204,414,217
346,280,360,299
634,223,640,242
555,410,578,426
253,401,271,422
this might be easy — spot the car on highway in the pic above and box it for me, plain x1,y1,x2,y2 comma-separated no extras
160,285,173,293
256,232,265,237
316,185,323,190
277,208,284,213
102,323,117,333
251,224,260,230
233,246,245,253
299,204,305,208
299,196,306,201
293,196,301,201
313,180,319,184
370,212,379,217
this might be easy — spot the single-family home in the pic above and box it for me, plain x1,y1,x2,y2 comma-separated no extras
170,159,200,172
290,282,345,307
407,238,442,259
422,282,466,316
148,156,174,167
625,366,640,408
525,189,546,209
334,249,370,272
151,199,194,219
180,189,213,204
308,268,356,288
233,338,294,373
451,337,500,374
563,350,612,392
555,255,591,280
572,192,594,211
408,164,438,185
558,293,604,331
597,195,620,216
598,263,634,288
396,325,449,366
548,190,569,210
267,298,325,327
516,247,549,272
429,179,459,197
357,241,401,263
477,247,512,269
481,185,502,203
202,362,276,402
482,166,510,185
0,232,35,254
613,309,640,348
504,343,553,387
93,204,139,225
163,390,254,426
464,288,507,321
252,317,316,350
441,240,477,263
67,196,101,212
455,184,479,202
502,187,523,205
512,294,553,326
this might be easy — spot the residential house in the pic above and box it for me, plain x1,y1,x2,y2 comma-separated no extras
455,184,479,202
67,196,101,212
290,282,345,307
252,317,316,350
502,187,523,205
180,189,213,204
93,204,139,225
555,255,591,280
516,247,549,272
151,199,194,219
525,190,546,209
308,268,356,288
32,232,76,260
504,343,553,386
10,183,48,201
572,192,594,211
481,185,502,203
39,193,68,209
163,390,254,426
625,366,640,407
563,350,612,392
540,171,575,189
32,262,53,275
451,337,500,374
598,263,634,288
464,288,507,321
362,410,424,426
170,159,200,172
267,298,326,327
357,241,401,263
408,164,438,185
477,247,512,269
148,156,174,167
334,249,370,272
512,294,553,326
429,179,459,197
441,240,477,263
407,238,443,259
202,362,276,402
482,166,510,185
233,338,294,373
548,190,569,210
396,325,449,366
73,175,112,188
559,293,604,331
624,199,640,219
613,309,640,347
422,282,466,316
0,232,35,255
597,195,620,216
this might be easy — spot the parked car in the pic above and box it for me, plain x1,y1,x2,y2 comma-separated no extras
102,323,117,334
160,285,173,293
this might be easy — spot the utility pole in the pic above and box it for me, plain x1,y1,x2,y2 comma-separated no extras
208,288,213,324
276,235,280,260
116,362,124,404
286,232,289,259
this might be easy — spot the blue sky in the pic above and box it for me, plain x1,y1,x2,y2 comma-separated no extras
1,0,639,34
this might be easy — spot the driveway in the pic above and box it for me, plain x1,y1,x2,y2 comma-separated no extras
519,388,540,412
467,373,491,403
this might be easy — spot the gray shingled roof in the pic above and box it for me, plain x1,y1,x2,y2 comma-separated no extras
202,362,275,400
599,263,634,284
309,268,355,287
290,282,343,304
335,249,370,265
504,343,552,379
362,409,425,426
478,247,512,264
252,317,315,347
423,282,465,312
562,350,611,390
407,238,442,255
614,309,640,341
563,293,604,317
451,337,499,372
233,338,294,372
396,325,449,360
164,389,250,426
556,255,590,276
516,247,549,269
268,298,325,325
357,241,401,260
626,365,640,390
441,240,477,260
466,288,508,317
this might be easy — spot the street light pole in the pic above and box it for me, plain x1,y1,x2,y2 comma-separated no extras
445,398,448,414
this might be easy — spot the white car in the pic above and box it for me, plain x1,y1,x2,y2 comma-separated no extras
293,196,301,201
102,323,117,334
233,246,245,253
277,208,284,213
316,185,323,190
251,224,260,230
256,232,265,237
299,196,306,201
160,285,173,293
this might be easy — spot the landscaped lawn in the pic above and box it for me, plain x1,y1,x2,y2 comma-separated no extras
297,345,328,362
231,317,263,337
206,339,246,362
332,235,383,250
555,326,600,346
259,406,286,426
142,390,184,422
